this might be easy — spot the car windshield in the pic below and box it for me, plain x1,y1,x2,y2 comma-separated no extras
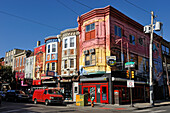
48,90,61,95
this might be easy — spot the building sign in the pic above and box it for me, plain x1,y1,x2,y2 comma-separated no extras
127,80,134,88
106,56,116,66
32,80,41,85
34,44,45,55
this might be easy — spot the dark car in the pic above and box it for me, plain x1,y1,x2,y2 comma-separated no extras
6,90,29,102
25,90,34,102
0,91,6,100
0,95,2,105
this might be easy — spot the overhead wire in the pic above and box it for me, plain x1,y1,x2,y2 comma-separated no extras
0,10,60,30
56,0,80,16
124,0,151,14
72,0,93,10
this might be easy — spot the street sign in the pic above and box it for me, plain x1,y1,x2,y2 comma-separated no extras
125,62,135,68
127,80,134,88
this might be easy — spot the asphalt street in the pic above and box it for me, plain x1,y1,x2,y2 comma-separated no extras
0,101,170,113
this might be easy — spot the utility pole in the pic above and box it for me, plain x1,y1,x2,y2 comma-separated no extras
149,11,154,106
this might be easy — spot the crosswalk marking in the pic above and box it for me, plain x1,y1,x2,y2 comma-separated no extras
134,109,167,113
133,109,151,112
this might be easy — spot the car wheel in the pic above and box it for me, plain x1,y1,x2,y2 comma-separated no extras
45,99,49,106
34,99,37,104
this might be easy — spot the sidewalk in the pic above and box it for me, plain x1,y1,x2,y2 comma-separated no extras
66,100,170,111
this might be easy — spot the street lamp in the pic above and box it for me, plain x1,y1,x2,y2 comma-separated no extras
144,11,162,106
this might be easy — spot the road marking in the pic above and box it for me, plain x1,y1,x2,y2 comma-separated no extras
115,108,126,110
3,109,22,113
152,110,166,113
134,109,151,112
99,107,111,109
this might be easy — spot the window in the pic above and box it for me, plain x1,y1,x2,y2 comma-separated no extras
86,23,95,32
17,58,19,67
166,47,169,55
29,73,31,78
52,62,55,71
114,25,122,37
20,57,22,66
70,37,74,47
138,38,143,46
129,35,135,45
48,45,50,53
47,63,50,70
85,50,96,66
85,54,90,66
85,23,95,41
23,58,25,65
70,59,74,68
64,39,68,48
64,60,67,69
52,44,56,52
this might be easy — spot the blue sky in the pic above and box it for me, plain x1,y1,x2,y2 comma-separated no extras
0,0,169,58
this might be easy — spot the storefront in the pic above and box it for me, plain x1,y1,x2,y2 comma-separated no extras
112,77,149,104
79,77,109,104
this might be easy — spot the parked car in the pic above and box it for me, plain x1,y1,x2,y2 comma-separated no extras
6,90,29,102
0,91,6,100
32,88,64,105
25,90,34,102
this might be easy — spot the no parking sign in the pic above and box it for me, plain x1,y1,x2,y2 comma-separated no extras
127,80,134,88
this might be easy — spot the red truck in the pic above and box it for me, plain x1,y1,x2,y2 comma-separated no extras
32,88,64,105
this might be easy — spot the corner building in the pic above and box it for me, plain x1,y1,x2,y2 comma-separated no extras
78,5,163,104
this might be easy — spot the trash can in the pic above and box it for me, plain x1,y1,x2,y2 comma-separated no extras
114,90,119,105
76,94,88,106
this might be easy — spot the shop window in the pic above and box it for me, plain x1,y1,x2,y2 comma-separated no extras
64,60,67,69
52,62,55,71
70,37,74,47
70,59,74,68
129,35,135,45
114,25,122,37
52,44,56,52
48,45,50,53
64,39,68,48
85,23,95,41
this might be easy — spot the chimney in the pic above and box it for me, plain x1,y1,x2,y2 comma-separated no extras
37,41,41,47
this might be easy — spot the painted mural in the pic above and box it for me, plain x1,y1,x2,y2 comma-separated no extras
34,44,45,79
153,42,163,86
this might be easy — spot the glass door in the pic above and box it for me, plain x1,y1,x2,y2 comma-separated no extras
100,85,108,103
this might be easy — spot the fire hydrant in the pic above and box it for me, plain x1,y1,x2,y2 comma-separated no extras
91,97,95,107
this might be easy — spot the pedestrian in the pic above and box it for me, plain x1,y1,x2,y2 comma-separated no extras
90,93,95,107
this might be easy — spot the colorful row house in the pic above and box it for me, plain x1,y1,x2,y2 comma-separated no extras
58,28,79,101
77,5,164,104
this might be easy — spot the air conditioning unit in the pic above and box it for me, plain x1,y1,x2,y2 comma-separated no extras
144,25,151,33
84,50,89,55
90,48,95,53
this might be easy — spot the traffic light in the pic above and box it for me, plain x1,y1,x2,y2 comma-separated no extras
126,70,129,78
131,71,134,79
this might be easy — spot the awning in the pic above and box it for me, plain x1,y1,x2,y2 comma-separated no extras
112,77,147,84
80,77,107,82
